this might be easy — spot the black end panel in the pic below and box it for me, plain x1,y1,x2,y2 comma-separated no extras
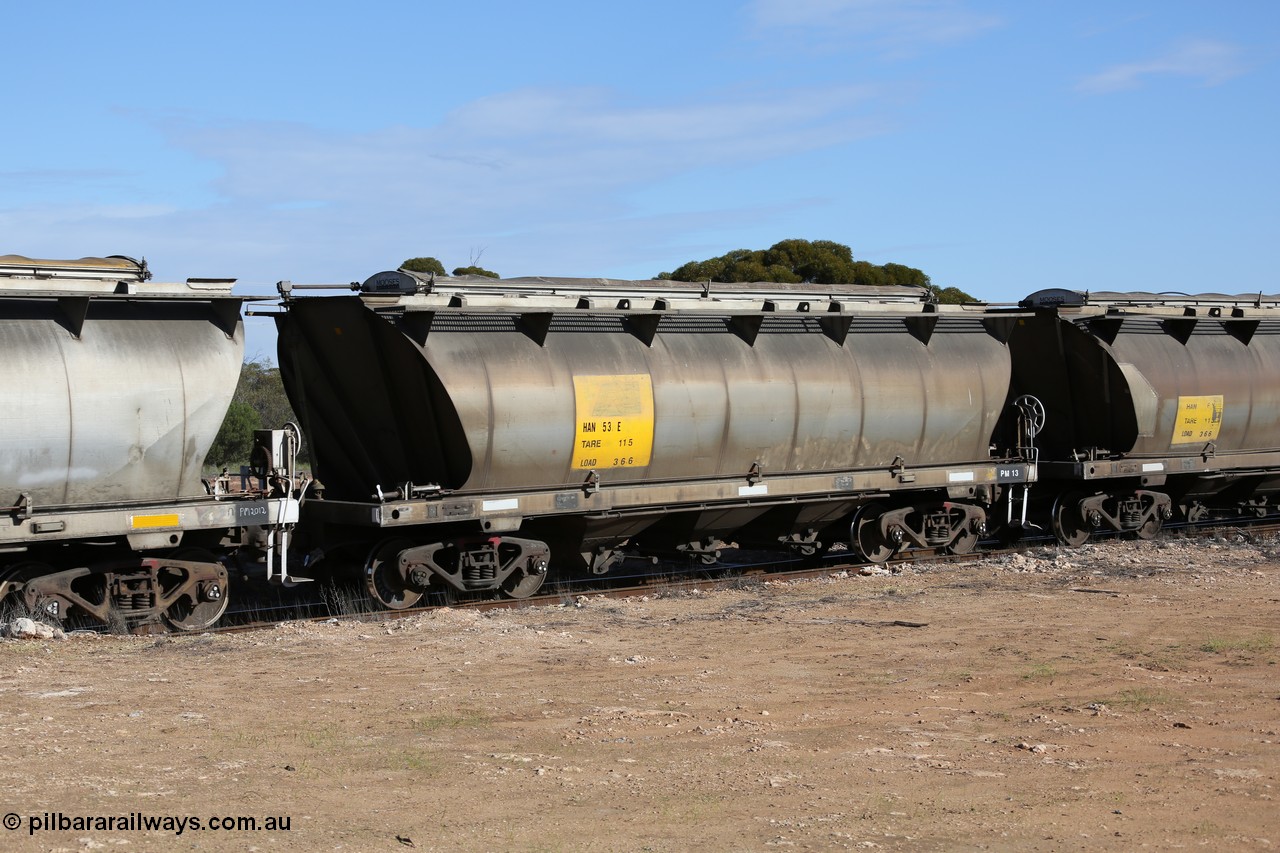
275,297,471,500
1007,314,1127,459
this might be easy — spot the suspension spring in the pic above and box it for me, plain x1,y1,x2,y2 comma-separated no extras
114,592,154,611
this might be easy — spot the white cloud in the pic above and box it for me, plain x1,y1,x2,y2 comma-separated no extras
747,0,1001,53
1076,39,1248,94
0,83,893,290
149,84,889,242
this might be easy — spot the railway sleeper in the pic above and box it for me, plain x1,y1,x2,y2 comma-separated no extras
5,558,228,632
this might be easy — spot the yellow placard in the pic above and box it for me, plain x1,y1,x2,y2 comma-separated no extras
130,513,181,529
571,374,654,469
1171,395,1223,445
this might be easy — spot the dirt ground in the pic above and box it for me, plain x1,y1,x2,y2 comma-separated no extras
0,534,1276,852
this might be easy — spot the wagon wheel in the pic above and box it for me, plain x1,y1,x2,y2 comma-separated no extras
500,545,550,600
4,562,62,623
1050,493,1091,547
364,538,423,610
1134,515,1163,541
501,568,546,600
853,504,895,564
423,582,460,607
946,525,981,555
162,548,230,631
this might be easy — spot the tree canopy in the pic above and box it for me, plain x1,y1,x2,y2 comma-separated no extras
400,257,501,279
658,239,974,304
207,401,260,469
451,265,499,278
208,359,306,469
400,257,446,275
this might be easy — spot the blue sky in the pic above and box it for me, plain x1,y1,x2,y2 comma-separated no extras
3,1,1277,360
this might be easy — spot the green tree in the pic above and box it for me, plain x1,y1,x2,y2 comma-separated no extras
208,401,261,468
881,262,930,289
400,257,446,275
658,238,975,302
235,358,297,436
763,238,858,283
209,358,308,468
451,265,499,278
931,286,975,304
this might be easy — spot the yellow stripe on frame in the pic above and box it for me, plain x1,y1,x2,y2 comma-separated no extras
130,513,181,530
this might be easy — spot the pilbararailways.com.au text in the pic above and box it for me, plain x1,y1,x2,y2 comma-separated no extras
8,811,291,836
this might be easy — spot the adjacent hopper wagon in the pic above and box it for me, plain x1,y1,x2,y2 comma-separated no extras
1009,289,1280,544
0,255,298,629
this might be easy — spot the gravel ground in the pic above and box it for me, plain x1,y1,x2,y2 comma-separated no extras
0,534,1276,851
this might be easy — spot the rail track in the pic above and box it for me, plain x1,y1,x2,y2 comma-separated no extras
23,515,1272,638
194,514,1280,636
